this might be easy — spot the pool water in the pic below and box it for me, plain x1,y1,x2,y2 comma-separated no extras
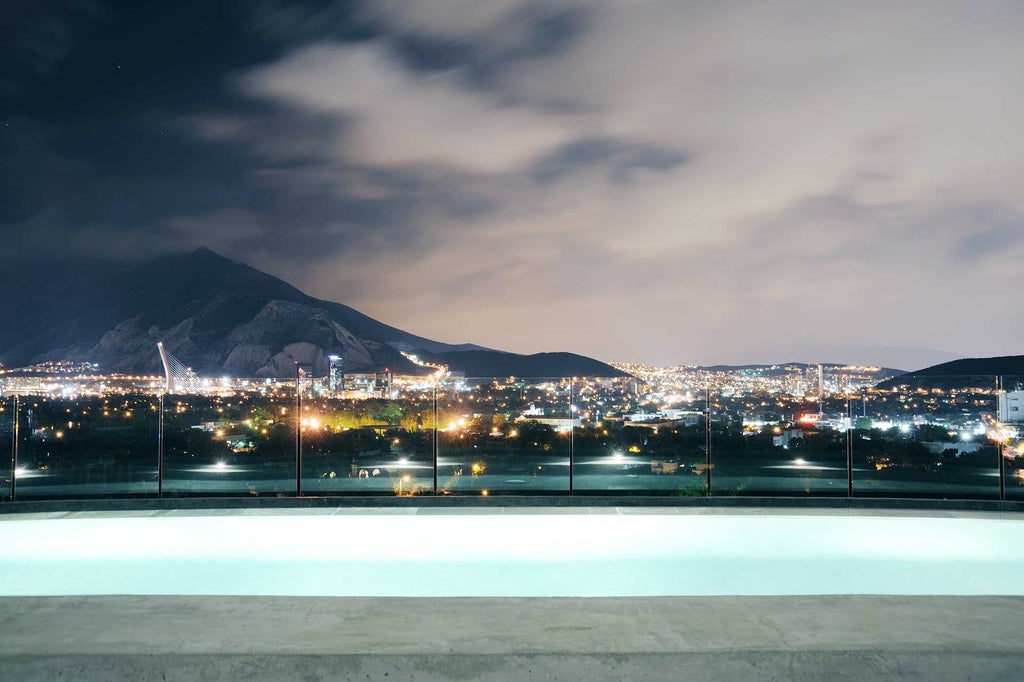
1,511,1022,597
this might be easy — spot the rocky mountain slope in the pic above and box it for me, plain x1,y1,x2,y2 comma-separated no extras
0,249,624,378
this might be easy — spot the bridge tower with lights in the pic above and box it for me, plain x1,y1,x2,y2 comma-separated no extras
156,342,202,394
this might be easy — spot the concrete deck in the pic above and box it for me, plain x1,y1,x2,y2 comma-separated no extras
3,595,1024,680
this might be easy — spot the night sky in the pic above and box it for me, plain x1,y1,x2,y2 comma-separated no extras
2,1,1022,368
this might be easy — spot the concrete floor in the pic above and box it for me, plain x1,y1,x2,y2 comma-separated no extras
3,594,1024,680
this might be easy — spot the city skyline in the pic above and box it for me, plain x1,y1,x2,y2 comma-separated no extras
3,2,1023,368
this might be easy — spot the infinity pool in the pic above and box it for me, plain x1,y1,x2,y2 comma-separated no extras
1,510,1022,597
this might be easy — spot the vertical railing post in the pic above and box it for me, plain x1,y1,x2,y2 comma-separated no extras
432,383,438,495
158,393,164,499
704,385,711,495
569,378,574,495
846,394,853,498
998,376,1005,502
295,362,302,497
9,394,17,503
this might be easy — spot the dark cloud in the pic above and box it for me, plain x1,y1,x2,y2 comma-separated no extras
0,0,107,97
742,188,1024,274
248,0,371,46
954,218,1023,263
391,2,589,84
247,0,590,92
529,137,690,184
0,118,258,258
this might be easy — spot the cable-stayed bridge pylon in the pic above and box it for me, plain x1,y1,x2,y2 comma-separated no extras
156,342,203,394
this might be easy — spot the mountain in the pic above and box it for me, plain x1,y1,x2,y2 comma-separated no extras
725,343,959,371
421,350,627,378
875,355,1024,390
0,249,625,378
694,362,905,378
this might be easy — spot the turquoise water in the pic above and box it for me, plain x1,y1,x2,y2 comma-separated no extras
1,512,1022,596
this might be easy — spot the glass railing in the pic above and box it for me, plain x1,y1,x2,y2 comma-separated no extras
1,396,12,501
574,386,706,495
162,393,295,497
299,388,435,496
13,395,159,499
999,376,1024,501
850,376,1000,499
437,378,570,495
0,374,1021,502
710,393,848,497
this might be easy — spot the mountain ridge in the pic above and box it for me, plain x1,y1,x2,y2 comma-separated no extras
0,249,625,378
875,355,1024,390
694,362,906,374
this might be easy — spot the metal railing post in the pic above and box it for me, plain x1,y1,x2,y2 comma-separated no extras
847,395,853,497
705,385,712,495
569,378,574,495
432,384,438,495
998,376,1005,502
9,394,17,502
295,362,302,497
158,393,164,499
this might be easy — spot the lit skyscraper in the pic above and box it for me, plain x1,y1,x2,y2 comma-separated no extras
328,355,344,393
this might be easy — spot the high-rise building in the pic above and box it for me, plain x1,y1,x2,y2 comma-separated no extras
375,368,392,398
328,355,344,393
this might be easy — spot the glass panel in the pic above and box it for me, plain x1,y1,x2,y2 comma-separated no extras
162,390,294,497
437,377,570,495
998,375,1024,500
300,380,435,497
573,380,707,495
851,375,1000,499
709,387,848,496
0,396,12,501
15,394,159,499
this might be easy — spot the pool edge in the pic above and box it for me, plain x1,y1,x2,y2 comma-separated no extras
4,494,1024,516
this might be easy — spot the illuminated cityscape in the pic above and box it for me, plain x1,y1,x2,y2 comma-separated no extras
2,351,1022,501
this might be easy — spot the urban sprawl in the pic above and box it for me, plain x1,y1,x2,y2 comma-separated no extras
2,358,1023,498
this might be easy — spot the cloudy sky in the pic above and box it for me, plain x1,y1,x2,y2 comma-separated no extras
2,1,1022,368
